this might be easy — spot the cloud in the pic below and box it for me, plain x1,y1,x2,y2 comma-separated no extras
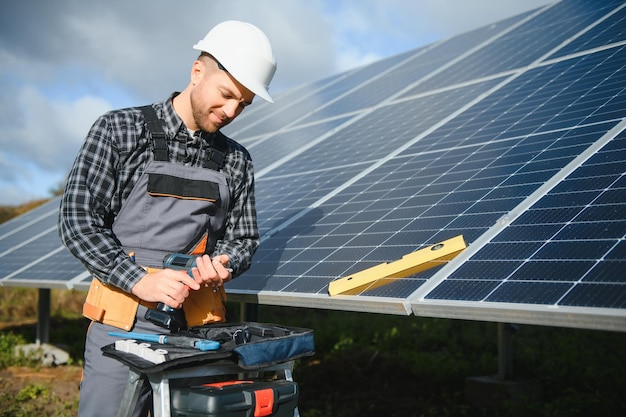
0,0,553,205
12,87,111,169
0,84,112,204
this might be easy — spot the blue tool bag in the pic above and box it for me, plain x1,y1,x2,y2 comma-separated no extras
191,322,315,369
102,322,314,372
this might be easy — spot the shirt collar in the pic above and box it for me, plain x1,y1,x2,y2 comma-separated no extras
154,92,185,139
159,92,216,144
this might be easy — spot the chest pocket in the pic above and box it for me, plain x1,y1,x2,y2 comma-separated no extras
148,173,220,202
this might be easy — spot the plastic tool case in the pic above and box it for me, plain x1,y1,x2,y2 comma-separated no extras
171,380,298,417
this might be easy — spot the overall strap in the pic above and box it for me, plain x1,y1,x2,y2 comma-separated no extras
139,105,229,170
139,105,169,161
206,132,228,171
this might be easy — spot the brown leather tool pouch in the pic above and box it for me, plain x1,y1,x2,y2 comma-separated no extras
82,278,144,331
83,271,226,330
183,285,227,327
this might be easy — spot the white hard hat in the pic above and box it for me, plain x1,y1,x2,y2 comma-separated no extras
193,20,277,103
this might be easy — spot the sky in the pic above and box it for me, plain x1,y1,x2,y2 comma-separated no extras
0,0,554,206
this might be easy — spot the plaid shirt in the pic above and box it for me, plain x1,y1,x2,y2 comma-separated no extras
58,93,259,292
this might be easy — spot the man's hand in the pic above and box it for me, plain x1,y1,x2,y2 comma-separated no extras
131,269,201,309
191,254,232,289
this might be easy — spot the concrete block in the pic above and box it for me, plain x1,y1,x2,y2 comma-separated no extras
465,375,542,409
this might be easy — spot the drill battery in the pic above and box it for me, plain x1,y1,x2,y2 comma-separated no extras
170,380,298,417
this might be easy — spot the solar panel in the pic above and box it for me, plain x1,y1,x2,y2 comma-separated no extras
413,126,626,329
1,0,625,332
0,197,88,288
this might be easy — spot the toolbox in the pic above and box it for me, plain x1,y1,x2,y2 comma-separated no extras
104,322,312,417
170,380,298,417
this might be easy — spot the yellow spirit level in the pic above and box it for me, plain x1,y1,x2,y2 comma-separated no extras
328,235,466,296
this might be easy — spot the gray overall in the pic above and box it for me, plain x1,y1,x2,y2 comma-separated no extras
78,106,231,417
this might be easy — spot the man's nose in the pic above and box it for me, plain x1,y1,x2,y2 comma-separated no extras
223,100,239,119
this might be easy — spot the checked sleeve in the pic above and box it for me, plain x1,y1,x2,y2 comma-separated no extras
58,111,147,293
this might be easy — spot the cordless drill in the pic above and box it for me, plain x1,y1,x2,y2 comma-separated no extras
144,253,198,332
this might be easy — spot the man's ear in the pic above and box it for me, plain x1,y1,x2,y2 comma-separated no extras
190,60,204,85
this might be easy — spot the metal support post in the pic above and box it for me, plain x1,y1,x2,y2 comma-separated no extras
497,322,517,380
37,288,51,345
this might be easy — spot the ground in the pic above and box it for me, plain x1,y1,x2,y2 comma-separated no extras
0,364,82,416
1,364,81,399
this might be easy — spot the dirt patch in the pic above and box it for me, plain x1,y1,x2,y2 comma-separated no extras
0,365,82,403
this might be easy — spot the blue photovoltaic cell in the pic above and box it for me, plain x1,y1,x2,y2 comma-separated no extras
561,283,626,308
426,279,502,301
487,282,572,304
509,261,597,281
582,261,623,283
237,42,626,298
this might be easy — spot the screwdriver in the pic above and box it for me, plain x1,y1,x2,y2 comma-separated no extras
109,331,220,351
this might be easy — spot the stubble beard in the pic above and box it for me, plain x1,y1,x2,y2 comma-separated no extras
190,90,218,134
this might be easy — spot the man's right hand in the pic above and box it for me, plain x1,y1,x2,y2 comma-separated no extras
131,269,201,309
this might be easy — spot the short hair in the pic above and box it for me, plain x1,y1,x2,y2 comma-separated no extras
198,52,228,72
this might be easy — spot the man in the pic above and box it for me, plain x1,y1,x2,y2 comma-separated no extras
58,20,276,416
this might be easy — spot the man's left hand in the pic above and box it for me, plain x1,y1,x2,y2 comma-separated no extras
190,254,231,288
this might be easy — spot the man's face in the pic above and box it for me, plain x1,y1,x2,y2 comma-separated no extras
189,59,255,133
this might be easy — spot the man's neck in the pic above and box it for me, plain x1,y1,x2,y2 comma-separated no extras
172,88,195,131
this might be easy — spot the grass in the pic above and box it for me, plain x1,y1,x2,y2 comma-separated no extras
0,379,80,417
1,288,626,416
262,305,626,417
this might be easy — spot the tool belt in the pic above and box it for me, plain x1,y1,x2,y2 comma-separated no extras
83,271,227,331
